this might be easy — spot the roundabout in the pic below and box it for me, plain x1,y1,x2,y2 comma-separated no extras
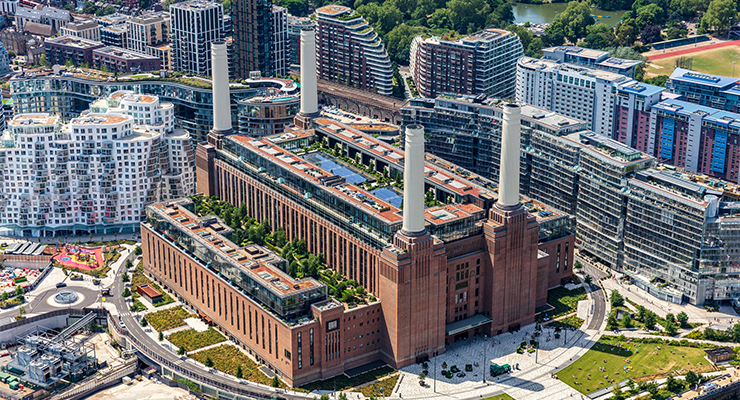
46,288,86,308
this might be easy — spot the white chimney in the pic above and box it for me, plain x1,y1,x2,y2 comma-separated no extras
299,27,318,116
402,125,426,235
211,41,232,133
497,103,522,209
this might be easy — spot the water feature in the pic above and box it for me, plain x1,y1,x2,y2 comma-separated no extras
512,3,627,27
54,290,79,305
301,152,369,185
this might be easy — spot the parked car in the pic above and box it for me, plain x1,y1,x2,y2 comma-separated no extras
56,282,67,288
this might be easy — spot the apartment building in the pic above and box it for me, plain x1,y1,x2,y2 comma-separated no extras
236,77,300,137
516,56,632,136
541,46,641,78
232,0,273,78
272,6,288,78
60,20,101,42
15,6,69,31
409,29,523,99
666,68,740,113
0,41,9,77
287,15,313,65
126,13,169,65
44,36,105,67
613,80,664,150
0,107,194,237
0,0,18,15
170,0,224,77
315,5,393,96
93,46,161,73
100,25,128,48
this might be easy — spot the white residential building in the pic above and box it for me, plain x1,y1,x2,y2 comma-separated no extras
60,20,101,42
169,0,224,77
516,56,632,137
0,92,195,237
0,0,19,15
272,5,288,78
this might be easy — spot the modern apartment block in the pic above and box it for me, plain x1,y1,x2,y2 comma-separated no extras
100,25,128,48
60,20,101,42
287,15,313,65
315,5,393,96
272,5,288,78
0,103,194,236
15,6,69,31
516,56,633,136
126,13,169,56
170,0,224,77
540,46,641,78
93,46,161,73
666,68,740,113
613,80,664,150
232,0,273,79
0,41,9,76
409,29,523,99
44,36,105,67
236,78,300,137
623,169,740,305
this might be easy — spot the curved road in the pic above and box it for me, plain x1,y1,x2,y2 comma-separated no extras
109,254,307,400
575,254,609,331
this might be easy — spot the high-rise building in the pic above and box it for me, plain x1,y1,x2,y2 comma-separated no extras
170,0,224,76
540,46,641,78
409,29,523,99
613,80,664,150
0,41,9,77
666,68,740,113
232,0,273,79
126,13,169,54
0,93,195,236
315,5,393,96
100,25,128,48
287,15,313,65
271,5,288,78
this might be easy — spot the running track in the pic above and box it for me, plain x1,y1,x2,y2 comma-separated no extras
647,40,740,60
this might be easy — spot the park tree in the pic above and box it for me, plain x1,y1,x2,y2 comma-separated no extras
15,284,23,302
141,317,148,327
134,246,142,256
676,311,689,326
665,320,678,336
611,384,626,400
581,24,616,50
126,259,133,269
178,345,186,355
666,375,684,393
615,19,638,46
640,25,663,44
236,365,243,379
279,0,308,16
685,370,701,387
122,272,129,283
39,54,48,67
428,8,453,30
385,24,417,64
610,290,624,307
1,292,7,301
643,311,656,330
594,0,632,11
357,1,403,35
732,322,740,342
606,311,619,330
122,288,131,297
553,1,595,44
701,0,739,34
158,331,164,341
621,313,632,328
635,4,664,30
447,0,490,34
584,275,593,284
666,21,689,40
527,37,546,58
272,376,280,387
670,0,708,20
205,356,214,367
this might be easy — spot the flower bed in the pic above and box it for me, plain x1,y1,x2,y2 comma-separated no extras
167,328,226,352
190,345,284,387
354,373,399,397
146,306,193,332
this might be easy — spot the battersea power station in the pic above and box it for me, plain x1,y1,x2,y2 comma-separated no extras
140,31,575,386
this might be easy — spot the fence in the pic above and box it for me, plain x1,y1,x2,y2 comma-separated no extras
50,358,137,400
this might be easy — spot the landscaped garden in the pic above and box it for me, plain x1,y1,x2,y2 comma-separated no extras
481,395,515,400
558,335,717,395
353,373,399,398
145,305,193,332
190,345,285,387
299,366,395,392
131,262,174,307
167,327,227,352
191,195,376,307
536,286,586,322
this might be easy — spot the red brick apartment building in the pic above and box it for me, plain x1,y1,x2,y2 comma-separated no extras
141,116,573,386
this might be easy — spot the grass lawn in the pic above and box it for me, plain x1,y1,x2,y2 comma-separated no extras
558,336,716,395
646,47,740,77
537,286,586,322
167,327,227,352
481,395,515,400
146,305,193,332
547,316,585,330
191,345,285,387
353,373,399,397
300,366,396,392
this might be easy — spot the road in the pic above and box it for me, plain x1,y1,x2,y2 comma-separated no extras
108,253,308,400
575,254,609,331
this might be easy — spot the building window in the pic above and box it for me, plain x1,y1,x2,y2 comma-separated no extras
310,328,314,366
297,332,302,369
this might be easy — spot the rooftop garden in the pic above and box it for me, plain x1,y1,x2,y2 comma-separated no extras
190,195,376,307
145,305,194,332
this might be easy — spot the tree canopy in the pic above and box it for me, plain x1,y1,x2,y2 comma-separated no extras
701,0,738,34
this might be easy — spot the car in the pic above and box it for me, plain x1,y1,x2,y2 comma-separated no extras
56,282,67,288
0,243,7,247
120,322,126,329
356,117,362,120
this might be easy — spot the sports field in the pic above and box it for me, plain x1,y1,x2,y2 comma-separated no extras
645,46,740,78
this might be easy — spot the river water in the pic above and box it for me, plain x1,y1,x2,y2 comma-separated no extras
512,3,627,27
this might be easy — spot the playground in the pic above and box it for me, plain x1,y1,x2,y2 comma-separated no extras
0,267,40,294
53,245,105,270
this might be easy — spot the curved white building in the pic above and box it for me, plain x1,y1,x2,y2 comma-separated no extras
315,5,393,96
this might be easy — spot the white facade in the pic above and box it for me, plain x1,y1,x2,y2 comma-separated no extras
0,0,19,15
60,21,101,42
169,0,223,76
516,56,631,137
271,5,288,78
0,93,194,237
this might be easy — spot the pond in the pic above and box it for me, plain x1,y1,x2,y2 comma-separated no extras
512,3,627,27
